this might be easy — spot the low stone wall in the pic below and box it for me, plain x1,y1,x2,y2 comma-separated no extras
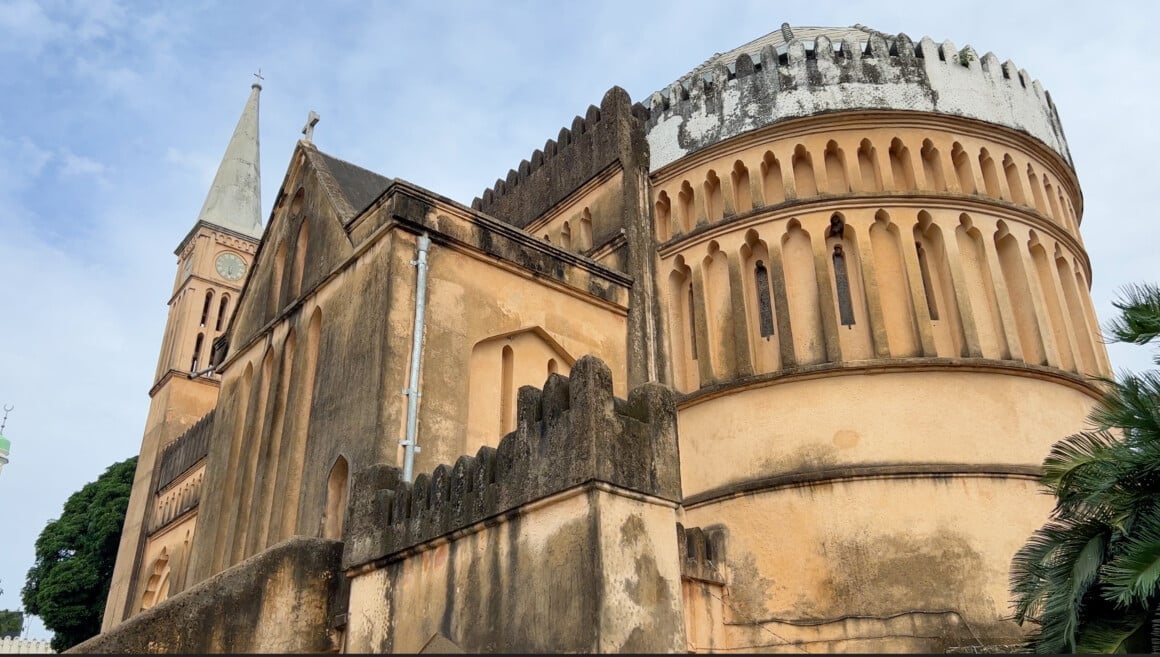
69,537,344,654
0,637,54,654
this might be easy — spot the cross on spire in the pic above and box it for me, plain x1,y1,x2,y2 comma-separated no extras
252,68,264,89
302,111,320,143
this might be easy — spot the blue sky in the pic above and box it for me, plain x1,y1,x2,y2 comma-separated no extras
1,0,1156,641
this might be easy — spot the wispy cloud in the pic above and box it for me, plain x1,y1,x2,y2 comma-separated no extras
2,0,1158,641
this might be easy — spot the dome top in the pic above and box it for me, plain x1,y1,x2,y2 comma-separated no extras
0,434,9,453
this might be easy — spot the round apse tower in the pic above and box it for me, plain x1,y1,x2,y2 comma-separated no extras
646,25,1108,652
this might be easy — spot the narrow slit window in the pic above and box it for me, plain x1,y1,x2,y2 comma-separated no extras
833,245,855,326
215,295,230,331
191,333,205,372
755,261,775,337
687,285,698,359
200,291,214,327
916,242,940,320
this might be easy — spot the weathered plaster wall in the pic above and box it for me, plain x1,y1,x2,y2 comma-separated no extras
347,488,684,654
677,369,1094,497
74,537,344,654
681,476,1052,652
343,356,685,653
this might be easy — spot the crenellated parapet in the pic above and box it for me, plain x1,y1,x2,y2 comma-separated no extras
645,32,1071,171
470,86,650,228
155,412,213,493
342,355,681,569
677,523,726,585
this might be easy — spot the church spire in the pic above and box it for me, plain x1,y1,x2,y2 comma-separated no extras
194,77,263,239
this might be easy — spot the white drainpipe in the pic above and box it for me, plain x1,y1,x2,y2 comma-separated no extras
401,233,431,482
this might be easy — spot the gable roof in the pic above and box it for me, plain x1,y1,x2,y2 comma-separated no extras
313,150,393,219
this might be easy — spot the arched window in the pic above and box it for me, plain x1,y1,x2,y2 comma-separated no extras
547,358,558,375
215,294,230,331
832,245,855,326
687,286,698,360
754,261,775,337
501,345,515,433
190,333,205,372
323,456,349,540
200,290,214,327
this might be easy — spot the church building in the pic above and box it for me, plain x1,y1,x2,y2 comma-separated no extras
79,23,1105,653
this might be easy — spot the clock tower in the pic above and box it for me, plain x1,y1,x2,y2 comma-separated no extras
102,79,265,629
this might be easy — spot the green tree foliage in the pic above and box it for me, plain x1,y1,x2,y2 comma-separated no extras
22,456,136,652
0,609,23,638
1011,283,1160,653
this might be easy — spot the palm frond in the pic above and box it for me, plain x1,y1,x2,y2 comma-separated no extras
1074,604,1150,654
1041,431,1122,498
1105,282,1160,347
1088,370,1160,442
1101,509,1160,606
1151,600,1160,653
1011,517,1110,652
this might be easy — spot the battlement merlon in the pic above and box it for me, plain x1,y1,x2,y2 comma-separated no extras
342,354,681,570
645,33,1072,171
470,86,651,229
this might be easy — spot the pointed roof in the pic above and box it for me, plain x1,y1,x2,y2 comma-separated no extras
194,81,264,239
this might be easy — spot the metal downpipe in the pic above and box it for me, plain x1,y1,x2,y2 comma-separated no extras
401,233,431,482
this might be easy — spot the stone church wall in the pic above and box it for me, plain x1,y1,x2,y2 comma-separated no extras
342,355,686,653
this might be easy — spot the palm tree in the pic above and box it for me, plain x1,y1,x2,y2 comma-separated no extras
1011,283,1160,653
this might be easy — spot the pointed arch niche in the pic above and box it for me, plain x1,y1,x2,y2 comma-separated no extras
760,151,786,205
995,222,1046,365
466,328,575,453
322,456,349,540
702,241,734,379
792,145,817,197
704,170,724,222
731,160,753,214
292,217,310,299
955,214,1009,360
856,139,882,192
871,211,919,357
1056,248,1098,375
824,141,849,194
914,211,965,357
740,230,781,374
667,257,699,392
781,220,824,365
826,214,872,361
1029,232,1074,371
656,191,673,241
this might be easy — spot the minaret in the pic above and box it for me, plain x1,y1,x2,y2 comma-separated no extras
102,79,264,630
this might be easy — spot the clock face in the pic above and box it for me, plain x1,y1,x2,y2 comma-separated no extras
215,252,247,281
